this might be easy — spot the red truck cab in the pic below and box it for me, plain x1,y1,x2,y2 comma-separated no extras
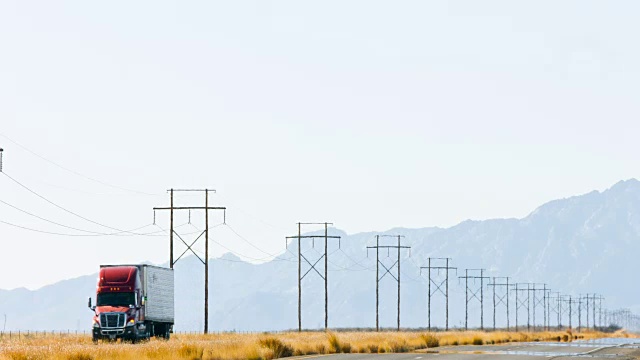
89,266,143,342
88,264,174,342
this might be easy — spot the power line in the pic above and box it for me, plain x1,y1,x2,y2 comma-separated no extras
0,198,165,236
0,219,157,237
188,224,296,264
0,133,160,196
2,171,155,235
225,223,279,258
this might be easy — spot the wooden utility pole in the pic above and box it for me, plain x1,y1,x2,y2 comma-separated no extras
487,277,511,330
170,188,174,268
459,269,489,330
512,283,532,331
531,283,547,331
367,235,410,331
154,189,226,334
286,222,341,332
420,257,456,330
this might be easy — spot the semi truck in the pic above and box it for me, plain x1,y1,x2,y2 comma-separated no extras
88,264,174,342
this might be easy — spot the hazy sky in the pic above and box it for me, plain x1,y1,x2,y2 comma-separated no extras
1,1,639,289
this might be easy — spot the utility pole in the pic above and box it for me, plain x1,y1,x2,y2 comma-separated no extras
154,189,226,334
0,148,4,172
577,297,583,331
596,296,604,330
546,289,551,331
591,294,596,330
420,257,456,330
565,296,573,329
548,292,561,329
367,235,411,332
512,283,531,331
487,277,511,330
564,297,582,331
458,269,490,330
286,222,341,332
531,284,547,331
561,295,576,330
583,294,590,330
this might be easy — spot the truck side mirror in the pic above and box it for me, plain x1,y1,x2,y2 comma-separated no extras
87,297,92,310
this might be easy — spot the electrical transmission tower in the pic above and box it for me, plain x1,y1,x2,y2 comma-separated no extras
153,188,226,334
548,292,562,329
561,295,572,329
458,269,490,330
564,296,582,330
586,294,601,330
487,277,511,330
595,295,604,330
286,222,341,332
420,257,456,330
512,283,531,331
545,289,551,331
367,235,411,332
583,294,592,330
531,283,548,331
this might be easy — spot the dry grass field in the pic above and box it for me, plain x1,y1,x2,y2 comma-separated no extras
0,330,623,360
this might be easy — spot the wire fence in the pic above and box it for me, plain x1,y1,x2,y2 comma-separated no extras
0,329,292,339
0,330,89,339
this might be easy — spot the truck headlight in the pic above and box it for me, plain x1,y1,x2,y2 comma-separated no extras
93,320,100,328
126,318,135,327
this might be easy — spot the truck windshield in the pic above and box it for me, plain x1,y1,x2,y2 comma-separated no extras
97,292,135,307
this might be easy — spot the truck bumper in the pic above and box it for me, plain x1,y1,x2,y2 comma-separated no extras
93,326,136,340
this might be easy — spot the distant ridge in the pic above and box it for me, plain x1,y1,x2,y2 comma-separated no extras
1,179,639,331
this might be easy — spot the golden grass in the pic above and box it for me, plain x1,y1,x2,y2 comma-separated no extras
0,330,624,360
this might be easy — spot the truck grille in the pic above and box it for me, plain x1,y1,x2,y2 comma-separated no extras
100,313,126,328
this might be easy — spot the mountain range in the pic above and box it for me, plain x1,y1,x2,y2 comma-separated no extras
1,179,639,332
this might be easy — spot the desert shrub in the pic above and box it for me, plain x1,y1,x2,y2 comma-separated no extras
259,337,293,358
421,333,440,348
451,340,459,346
327,332,341,353
67,353,93,360
178,344,204,359
368,344,378,353
472,336,483,345
340,343,352,353
391,341,409,353
4,352,30,360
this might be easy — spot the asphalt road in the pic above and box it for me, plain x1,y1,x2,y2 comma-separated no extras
291,338,640,360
